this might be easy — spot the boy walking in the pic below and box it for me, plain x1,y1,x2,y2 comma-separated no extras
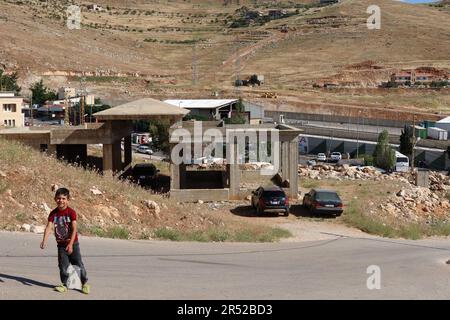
40,187,90,294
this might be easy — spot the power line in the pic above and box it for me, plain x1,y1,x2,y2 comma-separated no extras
234,34,241,98
192,41,197,86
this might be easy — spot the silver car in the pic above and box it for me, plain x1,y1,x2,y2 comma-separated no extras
330,152,342,162
136,145,153,155
317,153,326,162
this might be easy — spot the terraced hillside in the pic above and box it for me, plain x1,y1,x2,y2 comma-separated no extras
0,0,449,113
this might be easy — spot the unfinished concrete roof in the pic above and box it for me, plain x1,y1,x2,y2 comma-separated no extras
94,98,190,121
0,127,50,134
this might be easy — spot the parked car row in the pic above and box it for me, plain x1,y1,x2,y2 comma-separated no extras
250,186,343,217
312,152,342,163
306,152,342,165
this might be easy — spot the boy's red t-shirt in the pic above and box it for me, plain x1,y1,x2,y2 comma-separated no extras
48,207,78,245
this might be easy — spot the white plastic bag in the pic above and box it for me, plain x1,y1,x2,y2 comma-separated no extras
66,264,82,290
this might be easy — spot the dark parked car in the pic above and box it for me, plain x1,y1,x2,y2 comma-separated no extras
302,189,343,216
251,186,290,216
132,163,160,186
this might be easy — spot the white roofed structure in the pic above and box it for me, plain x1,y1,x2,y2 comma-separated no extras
164,99,264,124
436,116,450,137
437,116,450,124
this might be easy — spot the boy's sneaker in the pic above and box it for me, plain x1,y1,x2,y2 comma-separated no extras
55,284,68,293
82,284,90,295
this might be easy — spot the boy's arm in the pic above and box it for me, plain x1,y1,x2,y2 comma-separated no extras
66,220,77,254
40,221,53,249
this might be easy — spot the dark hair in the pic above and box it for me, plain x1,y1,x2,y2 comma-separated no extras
55,188,70,199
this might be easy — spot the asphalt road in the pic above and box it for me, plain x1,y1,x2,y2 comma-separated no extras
1,231,450,300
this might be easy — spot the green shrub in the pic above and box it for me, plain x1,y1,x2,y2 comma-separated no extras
106,226,129,239
153,227,181,241
15,212,28,222
152,226,291,242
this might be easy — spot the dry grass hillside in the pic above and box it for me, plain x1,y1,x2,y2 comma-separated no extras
0,0,449,113
0,138,292,242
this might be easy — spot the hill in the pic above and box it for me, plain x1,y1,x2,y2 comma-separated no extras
0,0,449,112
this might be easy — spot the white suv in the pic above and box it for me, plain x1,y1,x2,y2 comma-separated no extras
330,152,342,162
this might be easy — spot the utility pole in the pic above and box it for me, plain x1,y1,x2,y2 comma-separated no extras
411,114,416,172
64,97,69,126
80,95,85,126
30,91,34,127
192,41,197,86
79,77,86,126
356,110,361,159
234,34,241,98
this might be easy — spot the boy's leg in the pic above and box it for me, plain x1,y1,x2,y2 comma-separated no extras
69,242,88,285
57,246,70,285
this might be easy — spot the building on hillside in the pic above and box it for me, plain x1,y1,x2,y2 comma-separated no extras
390,71,413,84
164,99,265,124
268,10,284,19
0,92,24,128
390,70,447,85
51,94,95,106
58,87,77,100
87,4,106,12
245,10,263,20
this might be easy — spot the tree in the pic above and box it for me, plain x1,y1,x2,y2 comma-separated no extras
29,80,57,106
148,120,170,154
0,69,21,94
399,125,413,156
373,130,395,170
224,113,247,124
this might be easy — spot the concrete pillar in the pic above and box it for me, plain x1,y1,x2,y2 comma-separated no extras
170,164,180,190
124,135,132,170
103,144,114,177
112,140,122,173
289,140,299,199
229,144,240,200
103,141,121,176
281,141,289,181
